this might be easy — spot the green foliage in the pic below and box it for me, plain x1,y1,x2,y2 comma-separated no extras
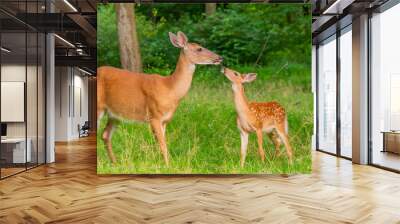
191,4,311,67
97,4,120,68
96,4,312,174
97,3,311,69
97,65,312,174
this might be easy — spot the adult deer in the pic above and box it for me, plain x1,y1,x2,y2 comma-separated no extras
221,67,293,167
97,31,222,165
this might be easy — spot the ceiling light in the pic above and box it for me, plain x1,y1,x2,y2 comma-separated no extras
323,0,341,14
323,0,354,15
63,0,78,12
76,48,87,56
1,47,11,53
78,67,93,76
54,34,75,48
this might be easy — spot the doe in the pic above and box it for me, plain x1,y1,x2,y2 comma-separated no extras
97,31,223,165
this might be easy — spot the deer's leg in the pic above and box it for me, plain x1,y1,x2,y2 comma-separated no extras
240,130,249,168
150,119,169,166
97,103,105,129
268,132,282,157
276,127,293,164
161,122,167,136
256,129,265,162
102,119,117,163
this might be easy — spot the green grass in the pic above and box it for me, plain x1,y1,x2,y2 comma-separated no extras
97,64,312,174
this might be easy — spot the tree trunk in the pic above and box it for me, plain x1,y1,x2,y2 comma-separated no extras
115,3,142,72
205,3,216,16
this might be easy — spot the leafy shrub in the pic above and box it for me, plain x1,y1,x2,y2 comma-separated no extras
98,4,311,70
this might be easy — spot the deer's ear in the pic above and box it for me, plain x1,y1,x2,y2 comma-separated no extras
177,31,188,47
224,72,236,82
243,73,257,83
223,69,238,82
169,32,182,48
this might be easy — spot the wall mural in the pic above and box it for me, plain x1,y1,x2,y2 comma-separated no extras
96,3,312,174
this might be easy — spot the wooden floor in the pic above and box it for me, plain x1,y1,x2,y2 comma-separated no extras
1,136,400,223
372,151,400,171
0,167,26,178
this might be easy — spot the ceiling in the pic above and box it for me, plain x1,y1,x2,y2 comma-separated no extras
5,0,391,72
0,0,97,73
311,0,390,42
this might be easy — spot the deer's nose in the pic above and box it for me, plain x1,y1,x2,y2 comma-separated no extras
214,56,223,64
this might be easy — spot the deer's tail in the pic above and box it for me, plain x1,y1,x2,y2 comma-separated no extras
97,67,107,120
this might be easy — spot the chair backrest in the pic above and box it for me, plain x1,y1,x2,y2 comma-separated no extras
82,121,90,129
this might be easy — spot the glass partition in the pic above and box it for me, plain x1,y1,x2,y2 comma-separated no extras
1,31,28,177
339,26,352,158
38,32,45,165
27,31,38,169
370,3,400,171
0,1,46,179
317,35,337,154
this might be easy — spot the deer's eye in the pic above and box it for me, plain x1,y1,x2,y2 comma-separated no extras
197,48,202,52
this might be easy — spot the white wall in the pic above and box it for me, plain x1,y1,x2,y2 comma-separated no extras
54,67,89,141
1,63,46,164
72,72,89,138
55,67,70,141
1,65,37,137
1,65,26,138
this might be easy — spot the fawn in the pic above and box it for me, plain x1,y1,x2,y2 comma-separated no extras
98,31,223,165
222,67,293,167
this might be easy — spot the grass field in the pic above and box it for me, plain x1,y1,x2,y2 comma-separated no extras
97,64,312,174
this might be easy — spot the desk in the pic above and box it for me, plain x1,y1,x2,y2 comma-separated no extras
382,131,400,155
1,138,31,163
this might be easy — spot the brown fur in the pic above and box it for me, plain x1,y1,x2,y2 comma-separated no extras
98,32,222,165
222,67,293,167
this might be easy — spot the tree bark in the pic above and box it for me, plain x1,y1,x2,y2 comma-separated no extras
205,3,216,16
115,3,142,72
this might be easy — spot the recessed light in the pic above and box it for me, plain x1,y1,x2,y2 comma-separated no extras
1,47,11,53
78,67,93,76
322,0,354,15
63,0,78,12
54,34,75,48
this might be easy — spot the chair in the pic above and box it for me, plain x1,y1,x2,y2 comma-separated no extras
78,121,90,138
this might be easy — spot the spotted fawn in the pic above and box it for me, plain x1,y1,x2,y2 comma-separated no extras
222,67,293,167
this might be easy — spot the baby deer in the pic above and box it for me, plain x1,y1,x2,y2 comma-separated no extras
222,67,293,167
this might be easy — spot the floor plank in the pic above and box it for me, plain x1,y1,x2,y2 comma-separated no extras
0,136,399,224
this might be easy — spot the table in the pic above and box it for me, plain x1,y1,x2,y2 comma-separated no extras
381,131,400,155
1,138,31,163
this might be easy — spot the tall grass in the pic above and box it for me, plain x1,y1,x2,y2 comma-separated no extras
97,64,312,174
